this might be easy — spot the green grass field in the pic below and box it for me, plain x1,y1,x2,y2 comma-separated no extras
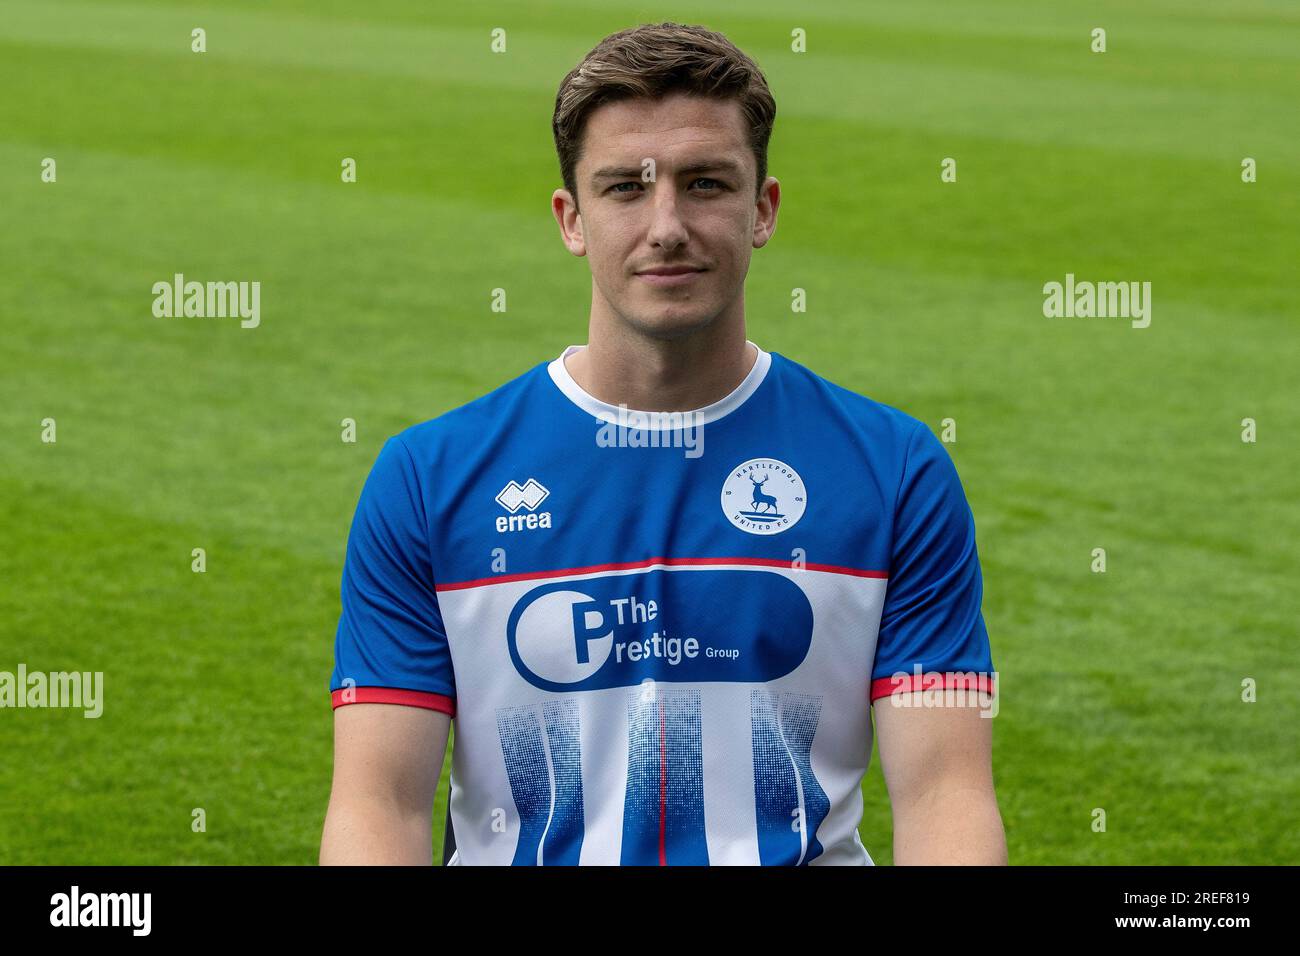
1,0,1296,864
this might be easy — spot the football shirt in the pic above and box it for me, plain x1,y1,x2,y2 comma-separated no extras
329,340,994,865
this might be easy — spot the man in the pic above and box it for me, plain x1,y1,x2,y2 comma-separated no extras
321,22,1005,866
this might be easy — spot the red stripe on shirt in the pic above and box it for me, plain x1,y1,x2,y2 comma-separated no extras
436,556,888,592
870,672,995,702
658,696,667,867
331,686,456,717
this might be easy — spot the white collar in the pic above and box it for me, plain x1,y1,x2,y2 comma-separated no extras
547,340,771,428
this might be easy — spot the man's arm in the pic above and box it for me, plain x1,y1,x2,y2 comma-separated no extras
320,703,451,865
872,696,1006,865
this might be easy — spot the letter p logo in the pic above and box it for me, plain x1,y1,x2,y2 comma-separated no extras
571,599,610,665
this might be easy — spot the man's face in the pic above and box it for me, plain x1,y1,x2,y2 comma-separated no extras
553,92,779,340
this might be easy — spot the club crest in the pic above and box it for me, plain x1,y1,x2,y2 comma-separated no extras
721,458,806,534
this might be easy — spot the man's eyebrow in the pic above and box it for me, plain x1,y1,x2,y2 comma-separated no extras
590,158,745,182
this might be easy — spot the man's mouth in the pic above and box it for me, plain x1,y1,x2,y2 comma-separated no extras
635,265,707,286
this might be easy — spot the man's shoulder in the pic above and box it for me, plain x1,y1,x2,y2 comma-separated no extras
770,349,929,450
390,357,550,457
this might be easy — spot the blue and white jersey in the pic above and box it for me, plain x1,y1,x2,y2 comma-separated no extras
329,341,994,865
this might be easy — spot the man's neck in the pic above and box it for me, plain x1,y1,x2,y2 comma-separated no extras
563,322,757,413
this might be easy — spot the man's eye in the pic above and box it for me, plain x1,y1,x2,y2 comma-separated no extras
608,178,725,195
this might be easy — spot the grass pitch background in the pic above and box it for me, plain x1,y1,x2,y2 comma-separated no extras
1,0,1296,864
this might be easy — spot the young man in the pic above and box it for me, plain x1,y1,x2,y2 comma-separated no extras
321,22,1005,866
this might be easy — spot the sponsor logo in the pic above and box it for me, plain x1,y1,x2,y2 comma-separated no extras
495,478,552,533
721,458,806,534
506,568,813,691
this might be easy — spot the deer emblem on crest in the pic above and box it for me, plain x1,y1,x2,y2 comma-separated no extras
749,474,779,514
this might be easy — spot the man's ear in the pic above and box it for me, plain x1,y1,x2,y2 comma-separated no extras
752,176,781,249
551,188,587,257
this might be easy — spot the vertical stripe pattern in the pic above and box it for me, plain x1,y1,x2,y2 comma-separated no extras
497,699,585,865
751,690,827,865
621,686,708,865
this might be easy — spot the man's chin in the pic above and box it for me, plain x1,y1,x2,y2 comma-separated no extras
620,308,717,341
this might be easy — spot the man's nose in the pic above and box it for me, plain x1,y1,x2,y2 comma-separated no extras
646,185,689,250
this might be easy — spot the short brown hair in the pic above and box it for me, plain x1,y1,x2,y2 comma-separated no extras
552,22,777,210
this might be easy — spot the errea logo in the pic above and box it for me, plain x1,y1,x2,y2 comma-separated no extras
495,478,553,533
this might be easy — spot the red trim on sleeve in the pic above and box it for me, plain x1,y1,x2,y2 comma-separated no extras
870,672,995,702
331,686,456,717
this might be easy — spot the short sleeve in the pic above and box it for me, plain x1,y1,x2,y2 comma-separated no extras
328,435,456,715
870,422,995,702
